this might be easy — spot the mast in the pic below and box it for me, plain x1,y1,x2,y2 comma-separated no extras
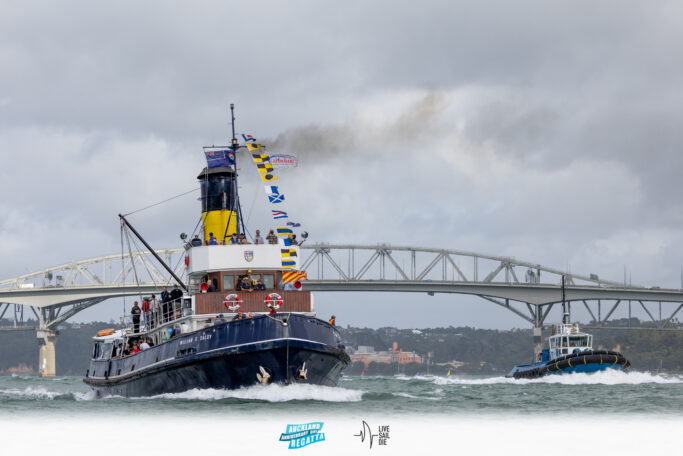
561,275,569,324
224,103,246,239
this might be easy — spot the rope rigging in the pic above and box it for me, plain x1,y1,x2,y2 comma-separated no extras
122,188,199,217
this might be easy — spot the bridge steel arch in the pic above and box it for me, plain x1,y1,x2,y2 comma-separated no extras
0,244,681,375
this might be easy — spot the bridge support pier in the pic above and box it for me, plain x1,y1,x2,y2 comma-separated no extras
37,329,57,377
533,326,543,358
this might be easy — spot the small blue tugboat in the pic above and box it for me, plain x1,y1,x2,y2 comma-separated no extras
506,278,630,379
506,322,631,379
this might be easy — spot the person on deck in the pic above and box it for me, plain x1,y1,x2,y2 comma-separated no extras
130,341,140,354
131,302,141,333
208,232,218,245
161,286,169,302
161,287,170,323
255,280,266,291
266,229,277,245
328,315,336,327
229,233,240,245
191,235,203,247
254,230,264,245
239,233,249,244
150,294,159,329
240,277,253,292
141,298,150,331
169,285,183,320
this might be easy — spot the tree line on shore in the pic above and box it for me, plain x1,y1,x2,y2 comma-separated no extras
0,318,680,376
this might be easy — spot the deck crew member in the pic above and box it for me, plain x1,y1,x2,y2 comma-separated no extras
131,301,141,333
254,230,264,244
328,315,336,327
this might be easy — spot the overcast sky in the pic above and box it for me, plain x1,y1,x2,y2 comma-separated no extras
1,1,682,330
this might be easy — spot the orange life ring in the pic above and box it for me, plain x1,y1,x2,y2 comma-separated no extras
225,293,242,311
265,293,283,310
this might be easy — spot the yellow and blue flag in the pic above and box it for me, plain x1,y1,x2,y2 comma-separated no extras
277,227,293,236
281,260,297,269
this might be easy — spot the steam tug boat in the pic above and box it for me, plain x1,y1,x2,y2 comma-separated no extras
506,278,630,379
83,106,349,397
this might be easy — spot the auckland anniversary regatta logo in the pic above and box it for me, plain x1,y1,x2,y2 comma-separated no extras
279,422,326,449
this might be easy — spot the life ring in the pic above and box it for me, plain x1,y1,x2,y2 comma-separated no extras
225,293,242,311
265,293,283,310
97,328,115,337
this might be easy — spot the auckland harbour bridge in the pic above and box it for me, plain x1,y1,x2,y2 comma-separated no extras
0,244,682,376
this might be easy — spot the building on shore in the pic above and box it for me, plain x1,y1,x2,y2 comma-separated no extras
351,342,424,368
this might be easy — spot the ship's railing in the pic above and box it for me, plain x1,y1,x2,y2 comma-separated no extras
122,299,190,338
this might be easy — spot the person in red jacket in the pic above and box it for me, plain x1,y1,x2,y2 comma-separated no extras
141,298,151,331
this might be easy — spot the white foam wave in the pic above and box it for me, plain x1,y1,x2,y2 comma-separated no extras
0,386,98,401
147,383,364,402
0,387,63,400
426,370,683,386
73,390,98,401
393,392,440,401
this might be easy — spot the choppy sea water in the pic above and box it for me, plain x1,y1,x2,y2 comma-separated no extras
1,370,681,416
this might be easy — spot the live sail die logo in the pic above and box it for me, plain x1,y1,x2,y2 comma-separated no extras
354,421,390,449
279,422,326,449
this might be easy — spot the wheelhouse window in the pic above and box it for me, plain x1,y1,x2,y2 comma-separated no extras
100,343,112,359
223,275,235,290
569,336,588,347
263,274,274,289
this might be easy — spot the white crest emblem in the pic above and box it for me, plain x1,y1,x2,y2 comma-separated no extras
244,250,254,262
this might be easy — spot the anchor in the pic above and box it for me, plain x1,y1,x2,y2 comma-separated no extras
256,365,271,385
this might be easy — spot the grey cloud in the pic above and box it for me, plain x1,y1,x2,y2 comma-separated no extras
1,1,682,328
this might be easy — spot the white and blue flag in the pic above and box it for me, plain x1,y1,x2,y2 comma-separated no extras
264,185,280,195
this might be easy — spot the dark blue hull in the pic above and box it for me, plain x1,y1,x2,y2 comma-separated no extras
506,350,630,379
84,314,349,397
